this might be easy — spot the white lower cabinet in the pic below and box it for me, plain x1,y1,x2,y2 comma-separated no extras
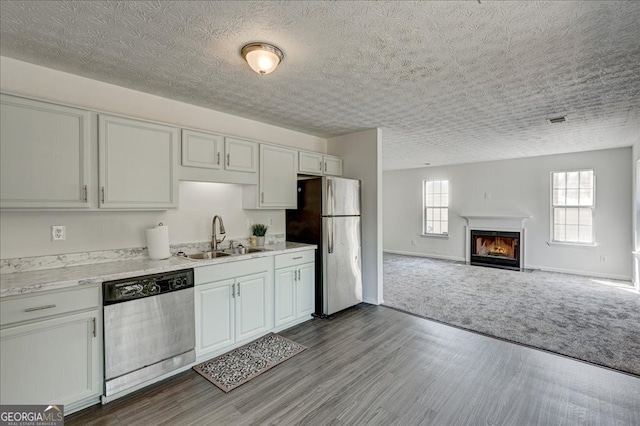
0,287,101,413
195,278,235,355
194,257,273,359
295,263,315,318
274,250,315,329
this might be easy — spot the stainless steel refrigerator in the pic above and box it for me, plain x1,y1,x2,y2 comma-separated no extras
286,176,362,317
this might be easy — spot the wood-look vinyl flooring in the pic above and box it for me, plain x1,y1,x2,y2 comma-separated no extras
67,304,640,425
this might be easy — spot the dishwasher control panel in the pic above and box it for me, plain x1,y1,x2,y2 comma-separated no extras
103,269,194,305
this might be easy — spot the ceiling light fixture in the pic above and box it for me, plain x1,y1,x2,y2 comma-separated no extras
241,42,284,75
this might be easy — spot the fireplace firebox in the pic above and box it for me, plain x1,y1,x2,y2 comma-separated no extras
470,230,520,270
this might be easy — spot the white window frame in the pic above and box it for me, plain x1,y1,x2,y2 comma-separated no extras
423,179,449,237
550,169,595,246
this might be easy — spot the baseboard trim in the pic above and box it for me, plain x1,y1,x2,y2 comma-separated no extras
525,264,631,282
383,250,465,263
363,297,383,305
384,250,632,281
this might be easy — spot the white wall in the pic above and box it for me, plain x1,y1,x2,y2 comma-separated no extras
327,128,383,305
0,182,284,258
0,57,325,259
383,148,633,280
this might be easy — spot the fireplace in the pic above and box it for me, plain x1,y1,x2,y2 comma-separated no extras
470,230,521,271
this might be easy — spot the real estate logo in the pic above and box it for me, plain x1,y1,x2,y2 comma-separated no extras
0,404,64,426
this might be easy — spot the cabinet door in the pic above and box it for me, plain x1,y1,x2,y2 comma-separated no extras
0,94,91,209
224,137,257,173
274,267,296,327
0,310,100,406
298,151,323,175
99,114,178,209
259,144,297,208
195,279,235,356
182,129,223,169
236,272,269,342
323,155,343,176
296,263,315,319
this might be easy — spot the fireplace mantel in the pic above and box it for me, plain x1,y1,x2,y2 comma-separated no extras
461,214,532,229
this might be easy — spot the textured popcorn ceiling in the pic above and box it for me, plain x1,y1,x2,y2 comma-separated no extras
1,1,639,170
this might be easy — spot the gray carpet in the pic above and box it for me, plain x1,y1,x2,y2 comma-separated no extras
383,253,640,376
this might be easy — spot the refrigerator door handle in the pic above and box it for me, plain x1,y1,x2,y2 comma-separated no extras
326,178,333,216
328,217,334,254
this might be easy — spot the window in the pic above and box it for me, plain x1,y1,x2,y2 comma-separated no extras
551,170,595,244
424,179,449,235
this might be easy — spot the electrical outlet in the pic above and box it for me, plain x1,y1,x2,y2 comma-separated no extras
600,256,607,263
51,225,66,241
411,240,417,246
269,218,273,226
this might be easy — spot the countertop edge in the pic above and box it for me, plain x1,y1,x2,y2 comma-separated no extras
0,243,317,298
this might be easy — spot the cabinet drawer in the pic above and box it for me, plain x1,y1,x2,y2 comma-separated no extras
275,250,315,269
195,257,272,285
1,286,100,326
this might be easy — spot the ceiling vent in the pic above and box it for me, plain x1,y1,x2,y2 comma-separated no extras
548,116,566,124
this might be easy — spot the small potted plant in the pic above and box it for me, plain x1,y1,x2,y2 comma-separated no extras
252,223,268,246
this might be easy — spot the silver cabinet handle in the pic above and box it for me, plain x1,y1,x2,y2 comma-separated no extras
232,283,235,298
217,152,221,165
319,160,323,171
237,283,240,297
227,153,230,166
297,270,301,281
92,317,97,338
101,186,105,203
261,192,264,203
293,270,297,282
24,304,56,312
84,185,88,202
324,161,327,172
292,256,303,260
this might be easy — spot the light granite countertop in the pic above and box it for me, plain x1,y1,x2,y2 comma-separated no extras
0,242,316,298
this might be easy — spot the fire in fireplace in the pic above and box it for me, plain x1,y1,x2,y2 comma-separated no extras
470,230,521,270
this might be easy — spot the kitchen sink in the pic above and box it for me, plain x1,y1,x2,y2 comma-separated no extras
183,251,231,260
222,247,271,255
177,247,270,261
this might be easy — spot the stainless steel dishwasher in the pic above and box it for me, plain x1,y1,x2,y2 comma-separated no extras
103,268,195,397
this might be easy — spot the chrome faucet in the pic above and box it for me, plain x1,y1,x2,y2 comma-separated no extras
211,215,226,251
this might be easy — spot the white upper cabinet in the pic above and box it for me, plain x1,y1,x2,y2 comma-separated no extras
323,155,343,176
181,129,223,170
298,151,343,177
99,114,178,209
0,94,92,209
224,137,258,173
298,151,324,175
181,130,257,174
244,144,297,209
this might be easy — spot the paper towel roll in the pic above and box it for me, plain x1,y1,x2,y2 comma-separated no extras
146,224,171,260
